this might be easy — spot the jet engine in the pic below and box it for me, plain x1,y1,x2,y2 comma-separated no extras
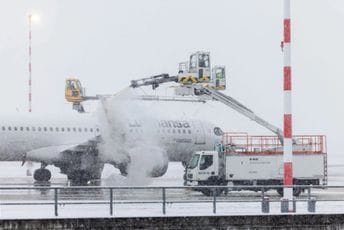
149,152,169,177
116,145,169,178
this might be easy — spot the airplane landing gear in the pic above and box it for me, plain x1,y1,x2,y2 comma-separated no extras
33,165,51,182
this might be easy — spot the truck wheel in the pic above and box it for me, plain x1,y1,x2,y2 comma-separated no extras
277,188,283,196
200,188,224,197
276,187,302,197
199,178,226,196
293,187,302,197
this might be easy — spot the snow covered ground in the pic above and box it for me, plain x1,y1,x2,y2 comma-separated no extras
0,160,343,219
1,196,344,219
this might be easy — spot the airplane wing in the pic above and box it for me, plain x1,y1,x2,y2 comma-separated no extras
26,138,99,164
26,144,79,163
26,137,105,184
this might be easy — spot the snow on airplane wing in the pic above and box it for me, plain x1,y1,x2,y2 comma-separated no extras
26,138,99,164
26,144,79,163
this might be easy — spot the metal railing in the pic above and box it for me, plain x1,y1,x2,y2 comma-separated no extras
0,185,343,217
222,133,327,154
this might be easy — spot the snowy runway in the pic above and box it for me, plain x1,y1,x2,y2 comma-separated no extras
0,161,343,218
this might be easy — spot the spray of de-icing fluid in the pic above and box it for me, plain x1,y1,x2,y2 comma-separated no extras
97,89,168,185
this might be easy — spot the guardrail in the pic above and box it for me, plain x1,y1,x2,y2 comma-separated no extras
222,133,327,154
0,185,342,217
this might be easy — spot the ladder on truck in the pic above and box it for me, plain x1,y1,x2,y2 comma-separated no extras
323,153,328,185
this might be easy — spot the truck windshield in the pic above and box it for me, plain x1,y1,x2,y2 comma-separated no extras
188,154,200,169
199,54,209,68
200,155,213,170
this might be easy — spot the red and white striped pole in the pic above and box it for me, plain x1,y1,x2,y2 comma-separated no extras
28,14,32,113
283,0,293,210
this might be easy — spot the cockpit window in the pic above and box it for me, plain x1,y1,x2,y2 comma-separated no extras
214,127,224,136
188,154,200,169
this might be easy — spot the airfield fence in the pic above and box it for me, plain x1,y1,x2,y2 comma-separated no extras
0,185,343,217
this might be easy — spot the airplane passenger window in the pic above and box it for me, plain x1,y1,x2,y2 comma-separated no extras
96,128,100,132
73,128,76,132
178,129,181,134
38,127,41,131
32,127,35,131
188,130,191,134
2,127,5,131
20,127,23,131
50,127,53,131
44,127,47,131
26,127,30,131
90,128,93,132
14,127,17,131
61,128,65,132
8,127,11,131
167,129,170,133
173,129,176,133
67,128,70,132
56,127,59,132
183,129,186,134
78,128,82,132
84,128,88,132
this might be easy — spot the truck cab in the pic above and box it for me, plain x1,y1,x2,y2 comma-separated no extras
185,147,228,196
186,151,219,185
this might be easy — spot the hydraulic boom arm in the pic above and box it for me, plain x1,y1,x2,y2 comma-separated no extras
130,74,178,90
129,74,284,143
194,86,284,143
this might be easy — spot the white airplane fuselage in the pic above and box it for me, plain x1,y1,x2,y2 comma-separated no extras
0,114,222,164
0,114,98,161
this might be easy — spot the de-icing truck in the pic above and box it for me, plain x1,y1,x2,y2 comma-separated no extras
185,133,327,196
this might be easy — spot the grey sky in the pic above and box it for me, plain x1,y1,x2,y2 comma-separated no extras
1,0,344,157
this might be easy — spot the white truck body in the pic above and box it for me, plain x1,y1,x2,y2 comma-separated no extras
187,151,326,184
185,135,327,196
226,153,325,181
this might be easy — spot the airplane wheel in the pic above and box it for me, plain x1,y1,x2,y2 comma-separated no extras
33,168,51,182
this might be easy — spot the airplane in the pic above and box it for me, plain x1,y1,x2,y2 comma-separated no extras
0,113,223,185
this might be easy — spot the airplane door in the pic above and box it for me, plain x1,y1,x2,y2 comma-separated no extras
193,122,206,144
